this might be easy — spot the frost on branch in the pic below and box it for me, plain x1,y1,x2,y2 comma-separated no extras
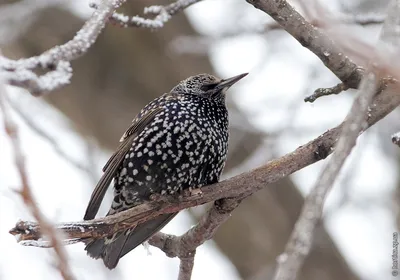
0,0,203,96
0,0,125,96
91,0,203,29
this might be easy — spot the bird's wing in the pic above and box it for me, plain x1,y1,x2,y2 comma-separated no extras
83,107,164,220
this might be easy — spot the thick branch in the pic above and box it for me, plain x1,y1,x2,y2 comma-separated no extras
178,251,196,280
274,1,400,279
246,0,363,89
9,84,400,244
273,72,378,280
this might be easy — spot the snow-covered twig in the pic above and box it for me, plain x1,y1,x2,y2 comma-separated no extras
304,82,349,103
9,80,400,274
91,0,203,29
0,82,74,280
0,0,125,96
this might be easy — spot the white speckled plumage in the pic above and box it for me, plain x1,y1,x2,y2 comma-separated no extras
83,73,247,269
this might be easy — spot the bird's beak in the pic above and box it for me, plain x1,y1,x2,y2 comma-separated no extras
216,73,248,91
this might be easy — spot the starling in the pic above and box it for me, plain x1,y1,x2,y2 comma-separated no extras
83,73,248,269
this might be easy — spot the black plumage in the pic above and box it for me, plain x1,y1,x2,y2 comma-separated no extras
83,73,247,269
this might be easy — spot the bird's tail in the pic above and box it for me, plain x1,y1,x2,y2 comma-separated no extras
85,213,177,269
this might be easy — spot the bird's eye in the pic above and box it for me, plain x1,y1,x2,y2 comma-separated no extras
200,83,218,91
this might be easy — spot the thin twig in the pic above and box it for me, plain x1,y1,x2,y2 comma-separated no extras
305,82,349,103
273,72,378,280
340,13,385,26
91,0,203,29
273,1,400,279
0,0,126,95
8,83,400,246
0,83,74,280
8,98,97,180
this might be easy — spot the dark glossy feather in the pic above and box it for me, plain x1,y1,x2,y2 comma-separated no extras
83,107,164,220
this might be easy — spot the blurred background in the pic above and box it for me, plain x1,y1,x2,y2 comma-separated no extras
0,0,399,279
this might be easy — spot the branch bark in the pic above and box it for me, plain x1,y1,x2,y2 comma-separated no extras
246,0,364,89
9,82,400,247
0,82,74,280
273,0,400,279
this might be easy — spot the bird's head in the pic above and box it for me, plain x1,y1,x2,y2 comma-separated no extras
171,73,248,100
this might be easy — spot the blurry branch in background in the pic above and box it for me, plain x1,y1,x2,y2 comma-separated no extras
274,72,379,280
0,0,203,96
0,82,74,280
246,0,364,89
9,77,400,272
4,0,400,279
338,13,385,26
0,0,126,95
148,200,239,280
170,10,385,56
295,0,385,27
8,99,98,182
246,0,400,279
306,76,397,103
91,0,203,29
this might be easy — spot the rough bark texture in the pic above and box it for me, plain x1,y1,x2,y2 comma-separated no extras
214,182,359,280
3,3,359,280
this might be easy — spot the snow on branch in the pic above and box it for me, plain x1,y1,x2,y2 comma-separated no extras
0,0,125,96
0,0,201,96
9,82,400,277
91,0,203,29
0,0,205,96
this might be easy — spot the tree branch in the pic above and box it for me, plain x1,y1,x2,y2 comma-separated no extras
0,0,126,95
0,82,74,280
0,0,205,96
273,1,400,279
273,72,379,280
9,81,400,247
246,0,364,89
304,82,349,103
91,0,203,29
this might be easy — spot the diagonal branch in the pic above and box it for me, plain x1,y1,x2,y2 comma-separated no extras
0,82,74,280
0,0,205,96
273,1,400,279
246,0,364,89
0,0,125,95
9,82,400,247
273,72,379,280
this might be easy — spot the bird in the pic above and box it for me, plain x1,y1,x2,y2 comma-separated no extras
83,72,248,269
